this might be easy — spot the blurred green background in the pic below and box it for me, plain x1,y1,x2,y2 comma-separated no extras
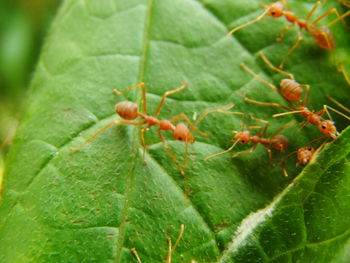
0,0,61,158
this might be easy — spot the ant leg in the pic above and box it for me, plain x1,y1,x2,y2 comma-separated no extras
276,24,295,42
273,110,305,117
324,105,350,121
258,52,295,80
244,97,293,111
266,148,273,162
193,104,236,126
227,10,268,36
204,141,239,161
297,120,310,132
327,10,350,27
270,122,295,138
169,113,209,137
113,83,147,114
140,127,150,162
232,144,258,158
154,82,188,118
313,8,349,26
249,114,269,136
279,29,303,69
326,96,350,114
165,224,185,263
338,63,350,85
240,63,281,95
130,248,142,263
70,121,144,151
158,129,185,176
300,84,310,107
305,1,321,21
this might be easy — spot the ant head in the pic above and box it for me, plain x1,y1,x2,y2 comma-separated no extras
115,101,139,120
266,2,284,17
173,123,195,144
235,130,250,144
272,135,289,151
297,146,315,165
318,120,339,139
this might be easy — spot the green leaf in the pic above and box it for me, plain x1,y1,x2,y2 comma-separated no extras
0,0,349,262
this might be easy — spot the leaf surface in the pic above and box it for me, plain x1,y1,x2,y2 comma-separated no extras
0,0,349,262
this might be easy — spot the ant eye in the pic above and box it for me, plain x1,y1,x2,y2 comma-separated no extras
241,140,245,143
271,11,276,15
178,137,182,141
321,125,326,129
308,147,312,151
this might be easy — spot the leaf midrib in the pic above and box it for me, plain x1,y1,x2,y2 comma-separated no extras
113,0,153,262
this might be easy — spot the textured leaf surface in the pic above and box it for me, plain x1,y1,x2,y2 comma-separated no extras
0,0,349,262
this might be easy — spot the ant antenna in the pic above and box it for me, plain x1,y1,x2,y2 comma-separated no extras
227,10,268,36
326,96,350,115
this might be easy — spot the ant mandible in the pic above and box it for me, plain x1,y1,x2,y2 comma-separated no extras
241,54,349,139
227,1,350,68
70,82,209,176
204,113,289,161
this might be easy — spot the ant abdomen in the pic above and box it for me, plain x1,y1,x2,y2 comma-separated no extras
280,79,303,101
271,135,288,151
311,27,335,50
115,101,139,120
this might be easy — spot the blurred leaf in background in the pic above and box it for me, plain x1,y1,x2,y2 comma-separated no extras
0,0,61,157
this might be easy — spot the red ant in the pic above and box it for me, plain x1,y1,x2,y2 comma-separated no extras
282,138,329,176
70,82,209,175
204,113,289,161
280,145,315,177
131,224,185,263
227,1,350,68
241,53,349,139
296,146,316,166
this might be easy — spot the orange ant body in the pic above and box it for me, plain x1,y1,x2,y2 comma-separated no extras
204,114,289,161
71,82,208,175
281,145,315,177
241,53,348,139
227,1,350,67
297,146,315,166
